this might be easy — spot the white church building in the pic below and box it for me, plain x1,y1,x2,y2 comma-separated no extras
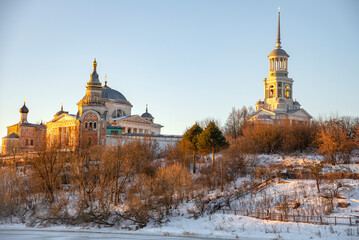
249,9,312,123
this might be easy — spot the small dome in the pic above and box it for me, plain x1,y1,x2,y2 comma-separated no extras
55,110,65,116
20,103,29,113
293,101,301,106
268,48,289,57
141,112,154,119
141,105,154,119
101,87,128,102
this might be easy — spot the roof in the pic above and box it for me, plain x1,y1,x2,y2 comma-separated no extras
47,113,76,123
101,86,128,102
20,103,29,113
2,132,19,139
20,122,47,130
141,112,154,118
152,123,163,128
111,116,131,121
250,108,312,120
268,48,289,57
55,110,65,116
107,123,122,129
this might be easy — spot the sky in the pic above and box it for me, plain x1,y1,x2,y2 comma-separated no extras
0,0,359,142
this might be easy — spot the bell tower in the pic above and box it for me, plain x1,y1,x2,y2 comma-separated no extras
256,8,294,112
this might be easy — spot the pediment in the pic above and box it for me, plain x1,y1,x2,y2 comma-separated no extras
290,109,312,119
48,114,76,123
252,109,276,116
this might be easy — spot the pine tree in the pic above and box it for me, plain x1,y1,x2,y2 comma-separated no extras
182,123,203,173
197,121,229,166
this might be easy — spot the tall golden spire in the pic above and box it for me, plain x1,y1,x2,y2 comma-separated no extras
276,7,282,49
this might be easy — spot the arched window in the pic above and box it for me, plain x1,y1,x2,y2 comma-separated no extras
93,122,97,129
85,122,88,129
89,122,93,130
285,85,291,99
269,85,275,98
112,109,126,118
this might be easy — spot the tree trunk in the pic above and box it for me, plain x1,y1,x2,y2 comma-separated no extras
316,178,320,193
212,148,215,166
192,151,196,174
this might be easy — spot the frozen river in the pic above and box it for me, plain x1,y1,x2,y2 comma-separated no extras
0,229,239,240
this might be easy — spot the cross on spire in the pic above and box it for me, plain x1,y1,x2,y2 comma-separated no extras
276,7,282,49
93,58,97,70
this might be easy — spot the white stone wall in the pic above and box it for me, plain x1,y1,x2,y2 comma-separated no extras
106,134,181,151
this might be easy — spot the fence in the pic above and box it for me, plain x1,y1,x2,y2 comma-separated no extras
216,209,359,226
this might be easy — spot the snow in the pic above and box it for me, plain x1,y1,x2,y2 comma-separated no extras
139,213,359,240
1,153,359,239
256,153,359,173
1,215,358,240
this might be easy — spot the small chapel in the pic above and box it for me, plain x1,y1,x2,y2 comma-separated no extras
249,9,312,123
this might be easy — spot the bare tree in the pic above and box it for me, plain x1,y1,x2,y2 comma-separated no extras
304,160,323,193
224,106,254,139
29,142,67,203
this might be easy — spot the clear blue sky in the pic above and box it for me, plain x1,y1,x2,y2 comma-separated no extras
1,0,358,142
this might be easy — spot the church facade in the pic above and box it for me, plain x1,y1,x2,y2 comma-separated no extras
2,60,180,155
249,10,312,123
1,102,46,155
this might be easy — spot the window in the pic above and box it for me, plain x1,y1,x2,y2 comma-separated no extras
111,130,119,135
269,85,275,98
89,122,93,130
93,122,97,129
112,109,126,118
85,122,88,129
30,139,33,145
285,85,291,99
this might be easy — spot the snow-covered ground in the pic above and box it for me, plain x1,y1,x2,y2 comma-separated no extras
140,213,359,240
256,153,359,173
1,214,358,240
228,178,359,218
1,153,358,239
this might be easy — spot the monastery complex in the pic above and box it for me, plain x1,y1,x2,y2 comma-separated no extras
1,60,181,156
1,10,311,156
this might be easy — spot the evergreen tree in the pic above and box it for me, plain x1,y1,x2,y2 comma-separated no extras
197,121,229,166
182,123,203,173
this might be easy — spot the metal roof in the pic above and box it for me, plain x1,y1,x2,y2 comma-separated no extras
101,87,128,102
